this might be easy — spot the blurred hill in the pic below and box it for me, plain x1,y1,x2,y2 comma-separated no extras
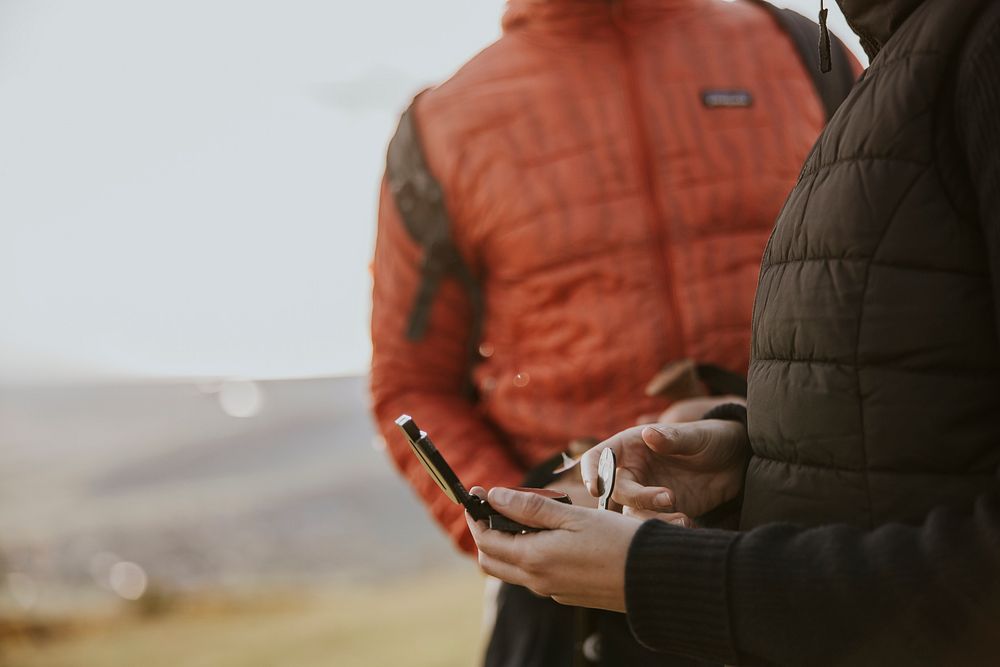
0,376,464,610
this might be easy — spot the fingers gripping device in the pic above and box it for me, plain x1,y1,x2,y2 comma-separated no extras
395,414,570,534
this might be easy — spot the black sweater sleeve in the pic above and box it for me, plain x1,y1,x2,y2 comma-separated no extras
626,494,1000,666
623,15,1000,667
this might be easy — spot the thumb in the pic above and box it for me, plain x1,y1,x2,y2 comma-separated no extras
487,487,578,530
641,422,710,457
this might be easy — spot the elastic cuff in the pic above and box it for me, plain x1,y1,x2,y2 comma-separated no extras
702,402,748,428
625,520,740,663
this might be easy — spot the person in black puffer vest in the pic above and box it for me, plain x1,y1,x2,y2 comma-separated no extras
464,0,1000,665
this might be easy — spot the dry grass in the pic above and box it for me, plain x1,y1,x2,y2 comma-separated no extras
0,570,486,667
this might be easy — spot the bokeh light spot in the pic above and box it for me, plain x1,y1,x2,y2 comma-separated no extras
218,379,263,418
109,561,148,600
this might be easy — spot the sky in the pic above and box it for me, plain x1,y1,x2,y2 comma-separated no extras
0,0,863,383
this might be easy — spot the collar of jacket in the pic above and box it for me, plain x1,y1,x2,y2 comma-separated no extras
835,0,925,59
502,0,700,36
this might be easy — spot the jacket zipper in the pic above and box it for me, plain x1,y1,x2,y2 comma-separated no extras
610,4,686,362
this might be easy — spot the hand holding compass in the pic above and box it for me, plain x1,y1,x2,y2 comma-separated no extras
597,448,617,512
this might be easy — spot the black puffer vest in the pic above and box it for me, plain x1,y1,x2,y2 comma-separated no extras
744,0,1000,530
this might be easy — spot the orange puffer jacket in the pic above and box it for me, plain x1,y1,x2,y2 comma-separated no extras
372,0,855,552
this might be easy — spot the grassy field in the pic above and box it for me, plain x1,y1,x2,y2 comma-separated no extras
1,570,486,667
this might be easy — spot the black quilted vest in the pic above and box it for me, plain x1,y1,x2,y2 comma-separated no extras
744,0,1000,530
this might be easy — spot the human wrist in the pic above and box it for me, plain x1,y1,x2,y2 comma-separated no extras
701,404,749,475
701,403,752,505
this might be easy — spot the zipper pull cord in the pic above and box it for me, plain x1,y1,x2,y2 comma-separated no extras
818,0,832,73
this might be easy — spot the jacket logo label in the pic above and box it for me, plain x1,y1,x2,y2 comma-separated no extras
701,89,753,108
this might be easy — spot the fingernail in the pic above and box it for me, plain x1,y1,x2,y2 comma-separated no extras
654,491,673,508
491,488,513,506
643,426,667,444
670,517,689,527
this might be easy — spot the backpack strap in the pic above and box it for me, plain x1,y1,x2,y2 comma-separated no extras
385,97,485,388
754,1,857,120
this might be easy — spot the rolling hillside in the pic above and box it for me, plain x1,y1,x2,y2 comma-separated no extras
0,376,466,603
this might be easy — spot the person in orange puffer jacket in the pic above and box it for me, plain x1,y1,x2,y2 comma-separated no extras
370,1,860,665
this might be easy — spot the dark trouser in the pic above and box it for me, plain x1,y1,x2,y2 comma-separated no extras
484,583,715,667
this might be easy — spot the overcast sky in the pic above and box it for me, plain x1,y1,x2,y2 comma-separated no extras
0,0,863,383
